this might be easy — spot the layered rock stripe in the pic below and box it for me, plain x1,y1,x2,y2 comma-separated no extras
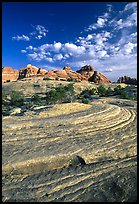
2,99,137,202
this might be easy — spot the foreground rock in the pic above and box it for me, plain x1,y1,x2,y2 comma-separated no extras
2,66,19,83
2,100,137,202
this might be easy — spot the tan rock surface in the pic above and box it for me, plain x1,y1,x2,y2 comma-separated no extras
2,93,137,202
2,66,19,83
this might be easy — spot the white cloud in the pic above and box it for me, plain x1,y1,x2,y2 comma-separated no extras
35,35,43,40
124,2,137,11
26,45,33,50
53,42,62,52
104,68,112,72
45,57,53,62
12,35,30,41
21,50,27,53
53,53,63,61
35,25,48,36
86,34,93,41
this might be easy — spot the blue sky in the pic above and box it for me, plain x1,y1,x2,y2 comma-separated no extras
2,2,137,81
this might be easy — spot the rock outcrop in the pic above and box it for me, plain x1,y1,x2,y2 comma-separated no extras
4,64,111,84
89,71,112,83
19,64,44,79
117,76,137,85
2,66,19,83
76,65,94,79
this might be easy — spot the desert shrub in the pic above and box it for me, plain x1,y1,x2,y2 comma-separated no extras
10,91,24,106
80,89,90,98
33,83,40,88
45,84,75,104
122,92,133,100
113,85,124,95
81,98,91,104
97,85,107,96
31,94,41,101
106,87,113,96
43,77,52,80
67,78,76,82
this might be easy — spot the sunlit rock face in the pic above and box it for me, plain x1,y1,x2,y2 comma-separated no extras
2,66,19,83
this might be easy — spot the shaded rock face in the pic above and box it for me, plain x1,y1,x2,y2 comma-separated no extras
76,65,94,79
2,66,19,83
117,76,137,85
89,71,112,83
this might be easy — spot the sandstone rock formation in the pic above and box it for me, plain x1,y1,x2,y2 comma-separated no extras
2,66,19,83
76,65,94,79
6,63,111,84
77,65,111,83
117,76,137,85
89,71,112,83
44,66,87,81
19,64,42,79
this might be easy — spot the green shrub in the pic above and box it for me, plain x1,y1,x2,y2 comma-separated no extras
31,94,41,101
122,92,133,100
45,84,75,104
43,77,51,80
33,83,40,88
106,87,113,96
113,85,124,95
81,98,91,104
97,85,107,96
10,91,24,106
67,78,76,82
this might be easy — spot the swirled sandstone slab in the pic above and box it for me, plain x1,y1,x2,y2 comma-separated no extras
2,101,137,202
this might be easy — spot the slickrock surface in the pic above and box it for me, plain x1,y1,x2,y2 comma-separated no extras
2,97,137,202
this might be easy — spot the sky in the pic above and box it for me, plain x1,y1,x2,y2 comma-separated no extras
2,2,137,82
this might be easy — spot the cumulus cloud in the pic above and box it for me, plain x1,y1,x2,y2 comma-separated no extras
53,53,63,61
21,50,27,53
12,35,30,41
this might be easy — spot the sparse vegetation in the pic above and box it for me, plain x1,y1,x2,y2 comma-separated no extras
10,91,24,106
81,98,91,104
45,83,75,104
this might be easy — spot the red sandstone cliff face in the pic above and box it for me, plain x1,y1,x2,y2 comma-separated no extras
2,66,19,83
88,71,111,83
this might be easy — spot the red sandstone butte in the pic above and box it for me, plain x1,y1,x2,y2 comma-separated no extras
2,66,19,83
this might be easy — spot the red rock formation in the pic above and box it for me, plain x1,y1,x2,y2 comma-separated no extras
17,64,111,83
76,65,94,79
19,64,39,78
45,70,58,78
2,66,19,83
54,69,69,79
89,71,111,83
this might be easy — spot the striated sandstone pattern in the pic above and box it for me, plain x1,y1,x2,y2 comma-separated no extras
2,98,137,202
